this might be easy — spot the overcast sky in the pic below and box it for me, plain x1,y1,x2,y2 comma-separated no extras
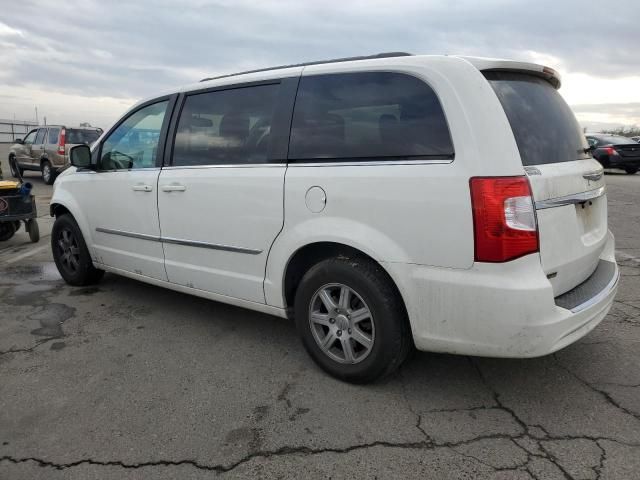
1,0,638,131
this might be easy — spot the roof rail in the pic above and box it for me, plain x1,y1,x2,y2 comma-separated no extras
199,52,413,82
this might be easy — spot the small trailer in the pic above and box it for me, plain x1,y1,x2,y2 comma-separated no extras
0,180,40,243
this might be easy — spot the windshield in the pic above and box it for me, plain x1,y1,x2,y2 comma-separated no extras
67,129,101,145
484,72,590,166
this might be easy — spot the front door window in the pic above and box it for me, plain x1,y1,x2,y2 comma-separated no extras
100,101,169,170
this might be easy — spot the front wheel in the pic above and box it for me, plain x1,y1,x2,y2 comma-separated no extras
294,256,412,383
625,167,638,175
51,214,104,285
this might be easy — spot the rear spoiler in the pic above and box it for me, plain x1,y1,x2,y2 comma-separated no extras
456,56,562,89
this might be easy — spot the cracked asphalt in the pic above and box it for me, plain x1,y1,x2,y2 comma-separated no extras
1,146,639,479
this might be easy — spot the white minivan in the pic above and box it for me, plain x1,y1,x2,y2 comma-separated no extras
51,53,619,383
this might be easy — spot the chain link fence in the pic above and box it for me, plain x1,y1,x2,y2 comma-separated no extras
0,119,38,143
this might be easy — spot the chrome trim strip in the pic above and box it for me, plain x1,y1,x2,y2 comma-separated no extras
96,228,262,255
161,159,452,169
288,159,453,167
535,185,606,210
96,227,160,242
570,265,620,313
162,164,286,170
161,237,262,255
96,167,162,173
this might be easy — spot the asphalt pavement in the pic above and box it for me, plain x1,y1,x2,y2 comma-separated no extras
1,144,639,479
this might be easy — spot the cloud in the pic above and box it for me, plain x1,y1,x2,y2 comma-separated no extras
0,0,638,127
0,21,24,38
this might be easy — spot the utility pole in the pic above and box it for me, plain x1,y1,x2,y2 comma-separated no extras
35,106,38,124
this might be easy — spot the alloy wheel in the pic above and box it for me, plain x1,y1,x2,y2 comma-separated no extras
308,283,375,364
42,163,51,183
57,228,80,274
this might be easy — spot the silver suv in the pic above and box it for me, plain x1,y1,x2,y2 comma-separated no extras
8,125,102,184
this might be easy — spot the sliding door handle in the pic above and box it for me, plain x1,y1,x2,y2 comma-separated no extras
132,184,153,192
161,184,186,192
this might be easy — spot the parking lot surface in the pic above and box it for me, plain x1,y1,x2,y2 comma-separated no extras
1,144,639,479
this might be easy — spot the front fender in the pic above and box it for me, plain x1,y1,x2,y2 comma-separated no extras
50,187,95,259
264,216,410,308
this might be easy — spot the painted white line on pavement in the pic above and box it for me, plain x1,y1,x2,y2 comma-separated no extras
3,244,50,264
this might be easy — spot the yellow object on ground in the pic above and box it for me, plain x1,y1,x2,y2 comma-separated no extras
0,180,20,189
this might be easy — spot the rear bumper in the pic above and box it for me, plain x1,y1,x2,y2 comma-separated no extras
383,230,618,358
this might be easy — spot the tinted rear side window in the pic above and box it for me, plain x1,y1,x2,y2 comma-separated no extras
485,72,590,166
289,72,454,161
47,128,60,144
67,129,101,145
172,83,279,166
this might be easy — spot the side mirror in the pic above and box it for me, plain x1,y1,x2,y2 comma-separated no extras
14,138,23,144
69,144,92,169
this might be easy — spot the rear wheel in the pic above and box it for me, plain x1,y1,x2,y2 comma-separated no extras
9,155,23,178
625,167,638,175
51,214,104,285
26,219,39,243
41,160,55,185
294,256,411,383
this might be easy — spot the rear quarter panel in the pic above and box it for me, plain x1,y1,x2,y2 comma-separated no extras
264,56,525,308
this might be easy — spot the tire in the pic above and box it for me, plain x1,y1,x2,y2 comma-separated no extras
9,155,23,179
625,167,638,175
0,222,16,241
294,255,412,383
51,214,104,286
26,219,39,243
41,160,55,185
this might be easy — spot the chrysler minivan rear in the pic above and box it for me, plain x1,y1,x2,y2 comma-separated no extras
385,58,618,358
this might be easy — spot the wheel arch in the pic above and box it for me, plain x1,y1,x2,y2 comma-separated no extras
279,241,410,323
49,197,94,258
50,202,71,218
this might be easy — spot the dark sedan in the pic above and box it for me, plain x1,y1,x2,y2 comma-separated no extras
586,134,640,174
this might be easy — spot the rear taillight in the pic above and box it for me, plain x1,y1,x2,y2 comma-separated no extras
57,128,66,155
603,146,617,156
470,176,539,262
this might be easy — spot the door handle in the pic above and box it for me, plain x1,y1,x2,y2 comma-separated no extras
132,184,153,192
161,184,186,192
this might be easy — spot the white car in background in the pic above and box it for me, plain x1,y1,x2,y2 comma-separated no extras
50,53,619,383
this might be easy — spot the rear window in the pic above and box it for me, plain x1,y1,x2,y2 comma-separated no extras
591,135,635,145
67,129,101,145
289,72,454,161
485,72,590,166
